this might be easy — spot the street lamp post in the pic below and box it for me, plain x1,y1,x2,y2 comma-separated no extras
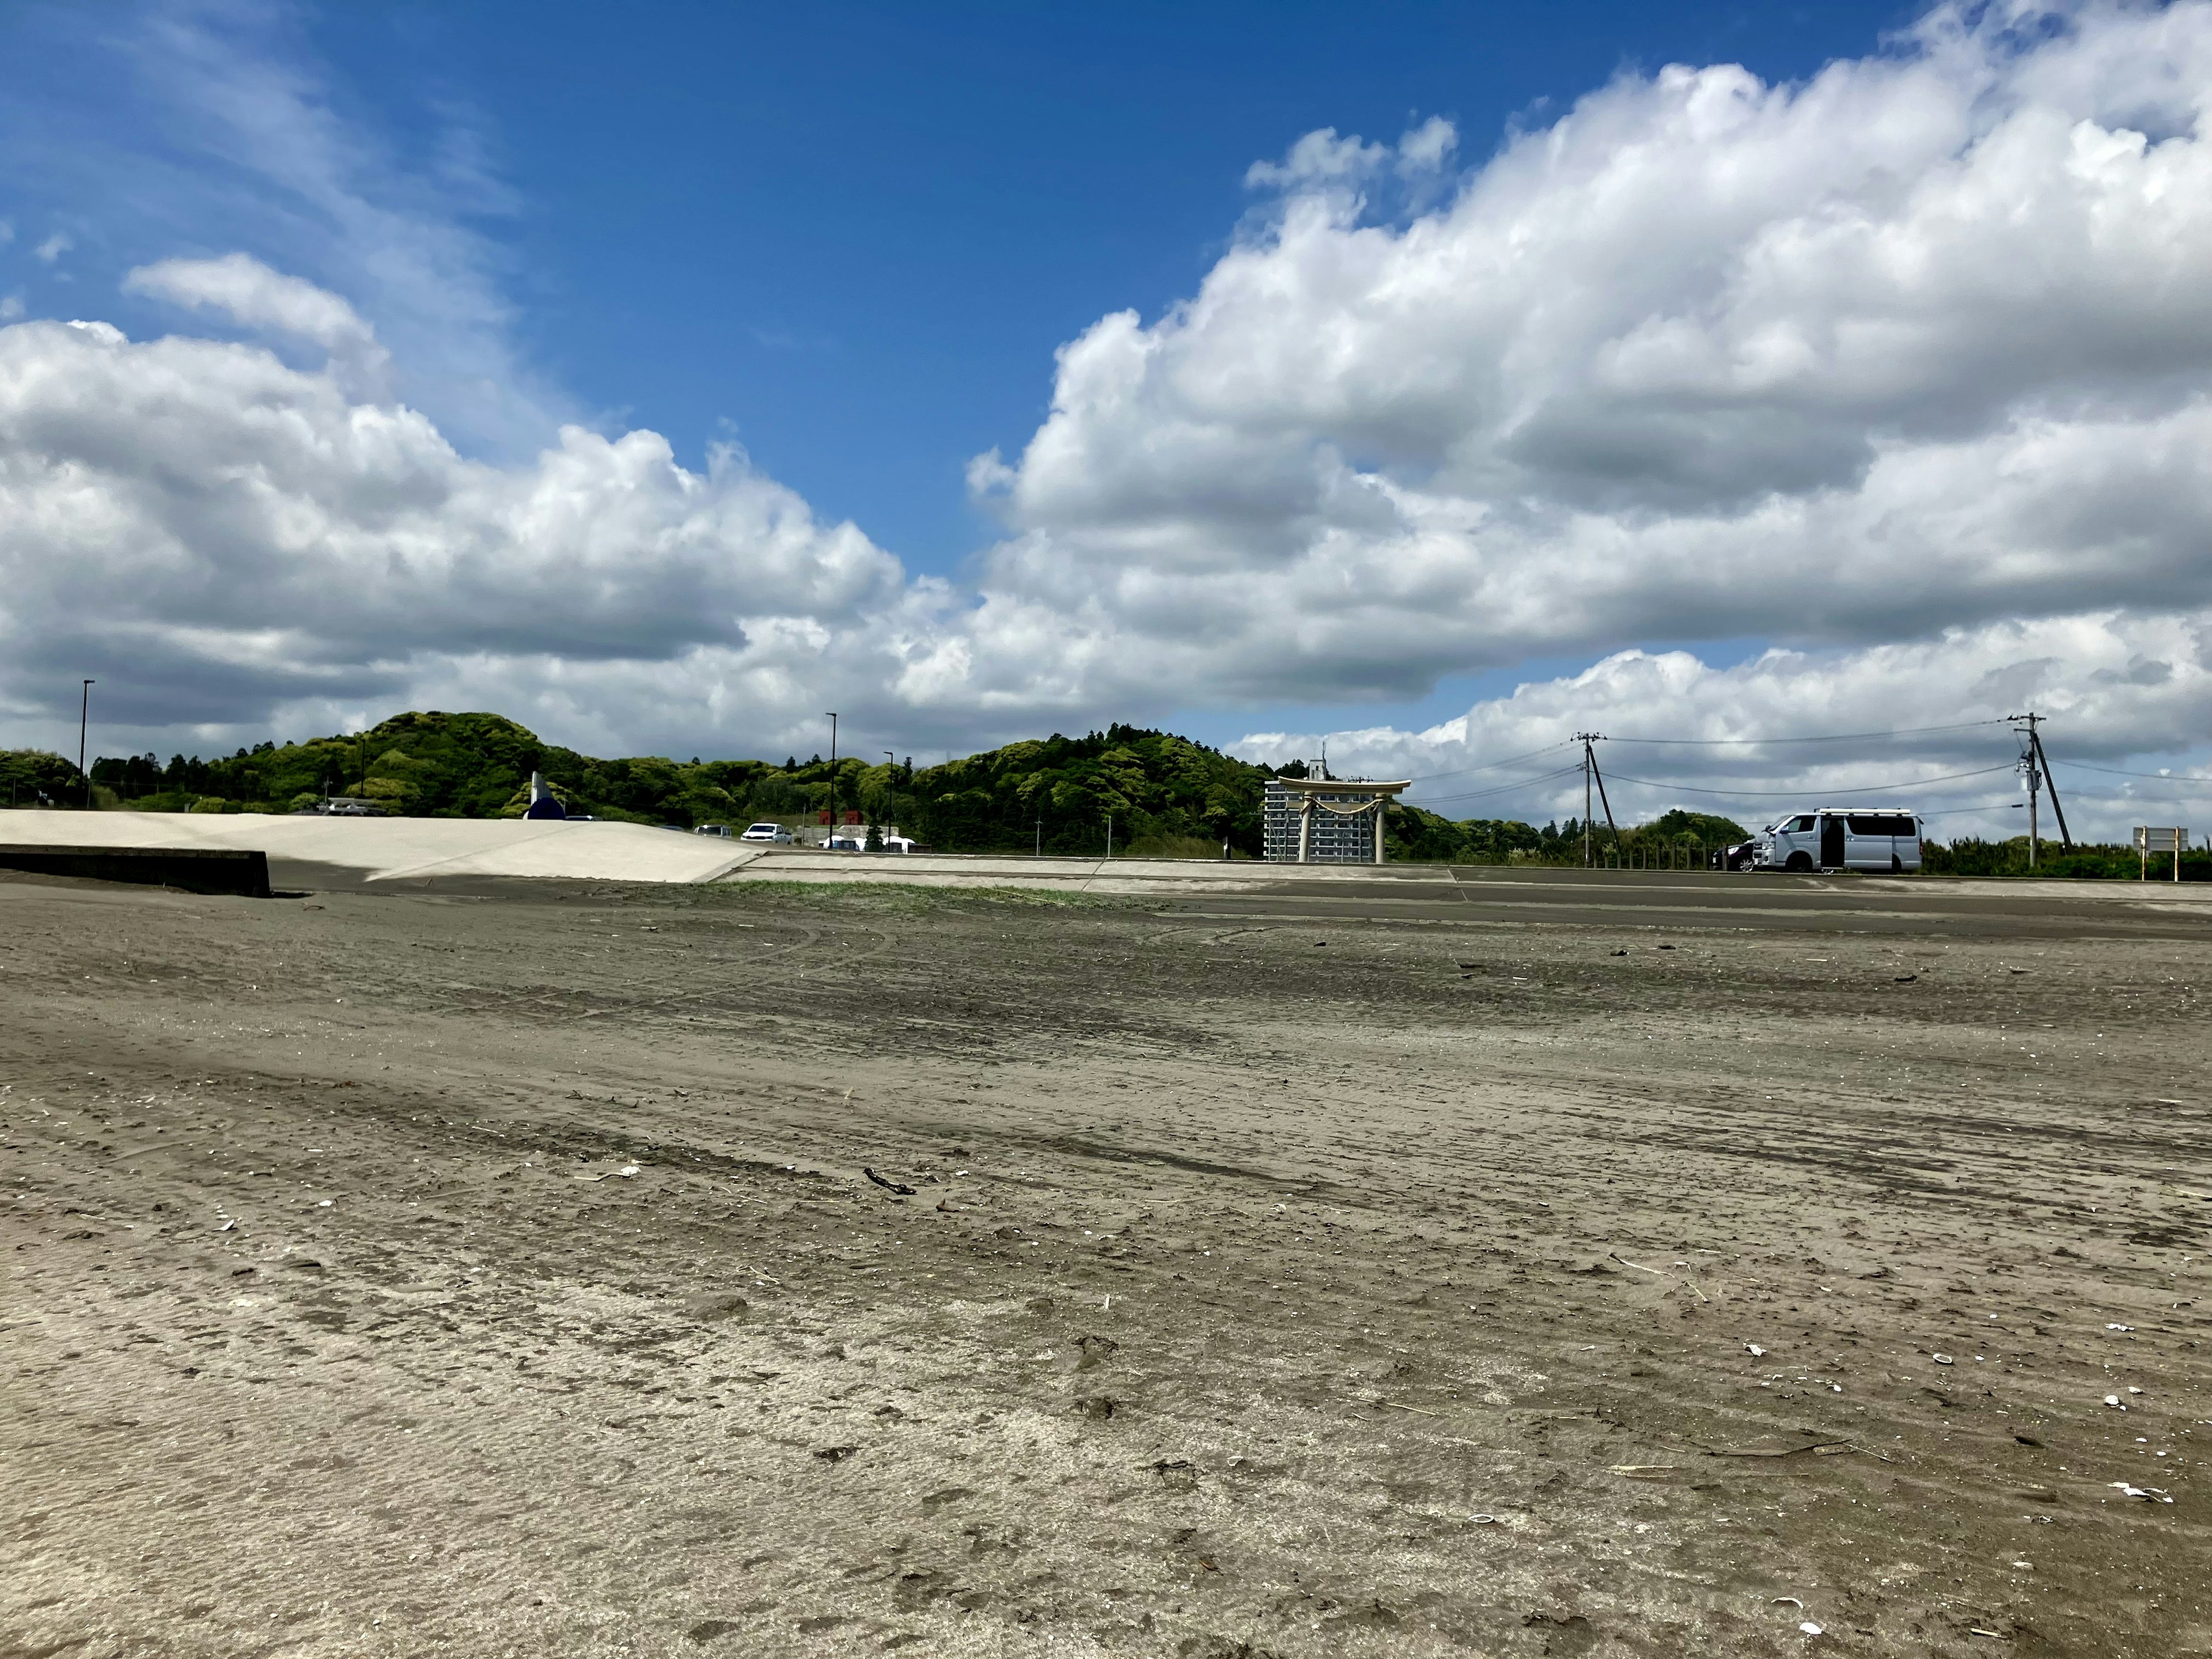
825,713,839,844
78,679,94,809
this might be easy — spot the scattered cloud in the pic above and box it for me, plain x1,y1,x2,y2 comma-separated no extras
0,1,566,459
0,293,21,321
1237,612,2212,836
32,232,71,263
126,252,391,388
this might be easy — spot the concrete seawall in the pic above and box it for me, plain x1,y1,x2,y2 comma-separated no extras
0,843,272,897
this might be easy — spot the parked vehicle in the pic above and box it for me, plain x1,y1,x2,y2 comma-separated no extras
739,822,794,844
824,830,919,853
695,823,733,839
1757,808,1923,873
1712,839,1758,871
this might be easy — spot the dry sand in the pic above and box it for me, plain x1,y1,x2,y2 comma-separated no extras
2,869,2206,1657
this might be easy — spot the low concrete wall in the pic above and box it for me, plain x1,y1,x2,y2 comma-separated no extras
724,847,1457,895
0,844,272,897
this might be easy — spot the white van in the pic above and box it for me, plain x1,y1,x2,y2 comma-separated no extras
1758,808,1924,873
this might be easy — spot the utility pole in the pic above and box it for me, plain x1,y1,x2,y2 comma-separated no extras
884,751,896,836
825,713,839,841
1577,734,1594,866
78,679,94,808
2011,713,2072,852
1106,813,1113,859
2008,712,2071,864
1575,733,1619,868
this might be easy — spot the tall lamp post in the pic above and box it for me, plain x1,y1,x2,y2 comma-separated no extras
78,679,94,809
825,713,839,843
884,752,896,837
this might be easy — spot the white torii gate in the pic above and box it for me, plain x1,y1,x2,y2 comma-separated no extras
1271,775,1412,864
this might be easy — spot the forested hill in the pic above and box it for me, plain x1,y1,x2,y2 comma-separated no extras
906,725,1265,856
6,709,1766,863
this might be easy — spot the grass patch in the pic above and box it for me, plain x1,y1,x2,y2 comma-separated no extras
1119,834,1234,860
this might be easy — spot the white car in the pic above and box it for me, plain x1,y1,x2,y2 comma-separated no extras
738,822,794,844
1758,808,1923,873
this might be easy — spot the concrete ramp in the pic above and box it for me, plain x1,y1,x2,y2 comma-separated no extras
0,810,756,885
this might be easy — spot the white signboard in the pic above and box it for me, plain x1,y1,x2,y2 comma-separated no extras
2134,827,2189,853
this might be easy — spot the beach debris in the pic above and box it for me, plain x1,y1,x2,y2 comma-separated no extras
2109,1482,2173,1503
864,1168,916,1196
1800,1623,1823,1637
1611,949,1628,957
1893,974,1916,983
813,1445,859,1463
574,1164,642,1183
935,1197,957,1213
1072,1333,1120,1370
218,1218,236,1232
1745,1343,1766,1357
2105,1395,2124,1408
1933,1353,1955,1365
1469,1513,1498,1525
1707,1438,1852,1459
2108,1323,2135,1332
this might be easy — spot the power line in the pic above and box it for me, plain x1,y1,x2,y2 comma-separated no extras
1416,762,1585,807
1603,718,2008,747
2064,760,2212,785
1403,740,1575,785
1597,763,2014,800
1397,718,2008,790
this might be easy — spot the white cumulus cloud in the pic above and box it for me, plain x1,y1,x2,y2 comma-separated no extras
0,303,925,755
968,1,2212,726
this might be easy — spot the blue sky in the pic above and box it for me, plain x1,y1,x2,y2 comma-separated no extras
2,0,1913,581
5,1,2211,838
342,2,1915,576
